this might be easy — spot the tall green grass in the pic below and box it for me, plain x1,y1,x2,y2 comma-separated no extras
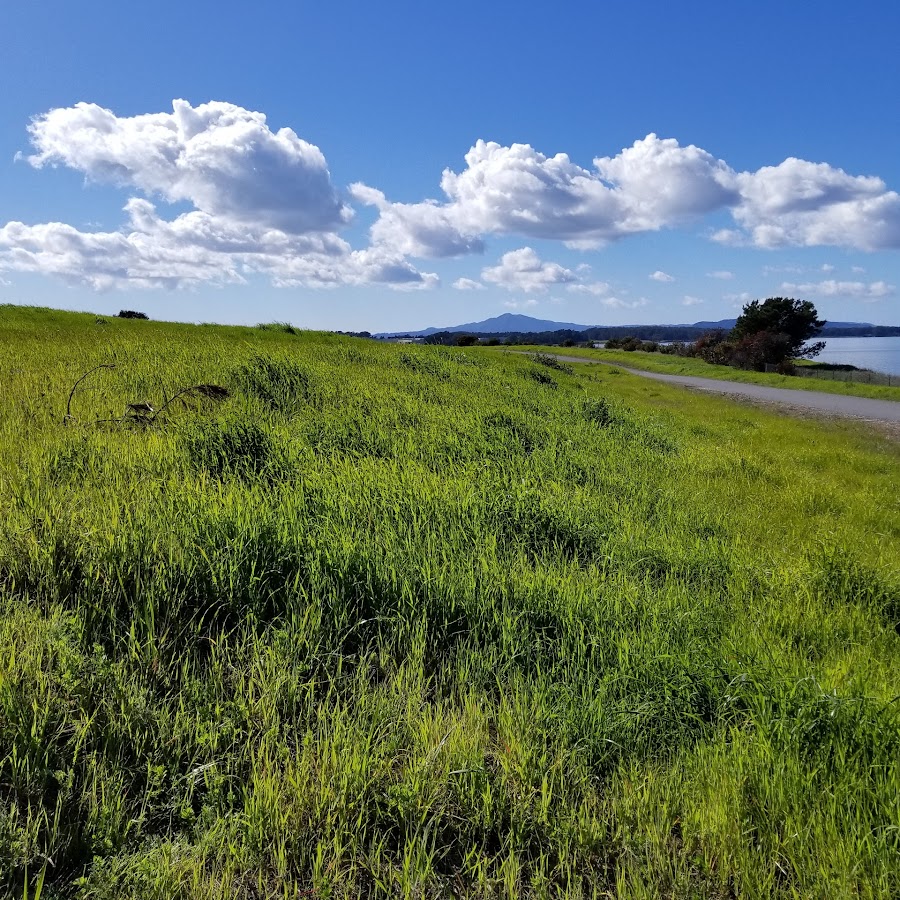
1,305,898,898
517,345,900,402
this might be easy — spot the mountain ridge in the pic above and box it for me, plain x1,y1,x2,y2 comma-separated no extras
376,313,876,338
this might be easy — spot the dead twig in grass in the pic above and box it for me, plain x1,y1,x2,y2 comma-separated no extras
149,384,230,422
63,364,116,425
66,370,230,428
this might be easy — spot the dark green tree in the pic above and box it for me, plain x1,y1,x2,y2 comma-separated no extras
731,297,826,368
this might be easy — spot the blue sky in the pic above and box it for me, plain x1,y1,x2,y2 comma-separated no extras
2,0,899,330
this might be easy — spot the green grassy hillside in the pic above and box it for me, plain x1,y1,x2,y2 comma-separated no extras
1,306,899,898
516,345,900,401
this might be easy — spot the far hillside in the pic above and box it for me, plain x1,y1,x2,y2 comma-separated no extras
381,312,900,343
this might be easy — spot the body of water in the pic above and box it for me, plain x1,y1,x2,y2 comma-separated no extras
815,336,900,376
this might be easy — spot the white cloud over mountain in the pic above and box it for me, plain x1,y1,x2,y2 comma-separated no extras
2,99,899,292
780,279,895,300
601,297,649,310
478,247,615,296
503,298,538,309
481,247,578,293
566,281,611,295
452,277,485,290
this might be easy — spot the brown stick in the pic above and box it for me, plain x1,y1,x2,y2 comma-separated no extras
149,384,229,422
64,364,116,424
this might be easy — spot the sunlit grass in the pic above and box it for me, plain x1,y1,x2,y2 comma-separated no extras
1,305,899,898
515,344,900,402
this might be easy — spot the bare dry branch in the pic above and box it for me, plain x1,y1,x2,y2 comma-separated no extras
149,384,230,422
64,364,116,425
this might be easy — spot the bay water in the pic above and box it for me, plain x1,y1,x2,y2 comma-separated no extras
815,336,900,376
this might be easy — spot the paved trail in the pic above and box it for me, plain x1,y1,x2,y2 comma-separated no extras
531,354,900,424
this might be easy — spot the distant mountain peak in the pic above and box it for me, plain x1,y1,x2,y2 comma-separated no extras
454,313,592,332
377,312,592,337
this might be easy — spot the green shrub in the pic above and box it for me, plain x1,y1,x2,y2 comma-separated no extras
232,355,316,410
525,367,557,387
582,397,619,427
184,420,284,480
530,352,574,374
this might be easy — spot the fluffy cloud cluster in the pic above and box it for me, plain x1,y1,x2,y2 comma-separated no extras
353,135,737,256
601,296,648,310
450,247,609,295
482,247,577,292
361,136,900,257
720,159,900,251
27,100,350,233
348,184,483,258
503,298,538,310
2,100,899,294
0,101,437,290
451,277,485,291
0,202,436,291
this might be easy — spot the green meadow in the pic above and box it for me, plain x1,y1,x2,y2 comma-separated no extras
516,346,900,402
1,305,899,899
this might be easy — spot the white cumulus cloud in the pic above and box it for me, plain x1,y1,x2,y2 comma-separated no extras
360,135,900,254
0,100,441,290
593,136,736,230
682,295,704,306
480,247,612,297
779,279,895,300
649,270,675,282
728,159,900,250
503,298,539,309
0,198,439,291
348,184,483,257
602,297,649,310
566,281,610,295
359,135,739,255
26,100,351,234
481,247,578,293
6,103,900,294
452,277,485,290
706,270,734,280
